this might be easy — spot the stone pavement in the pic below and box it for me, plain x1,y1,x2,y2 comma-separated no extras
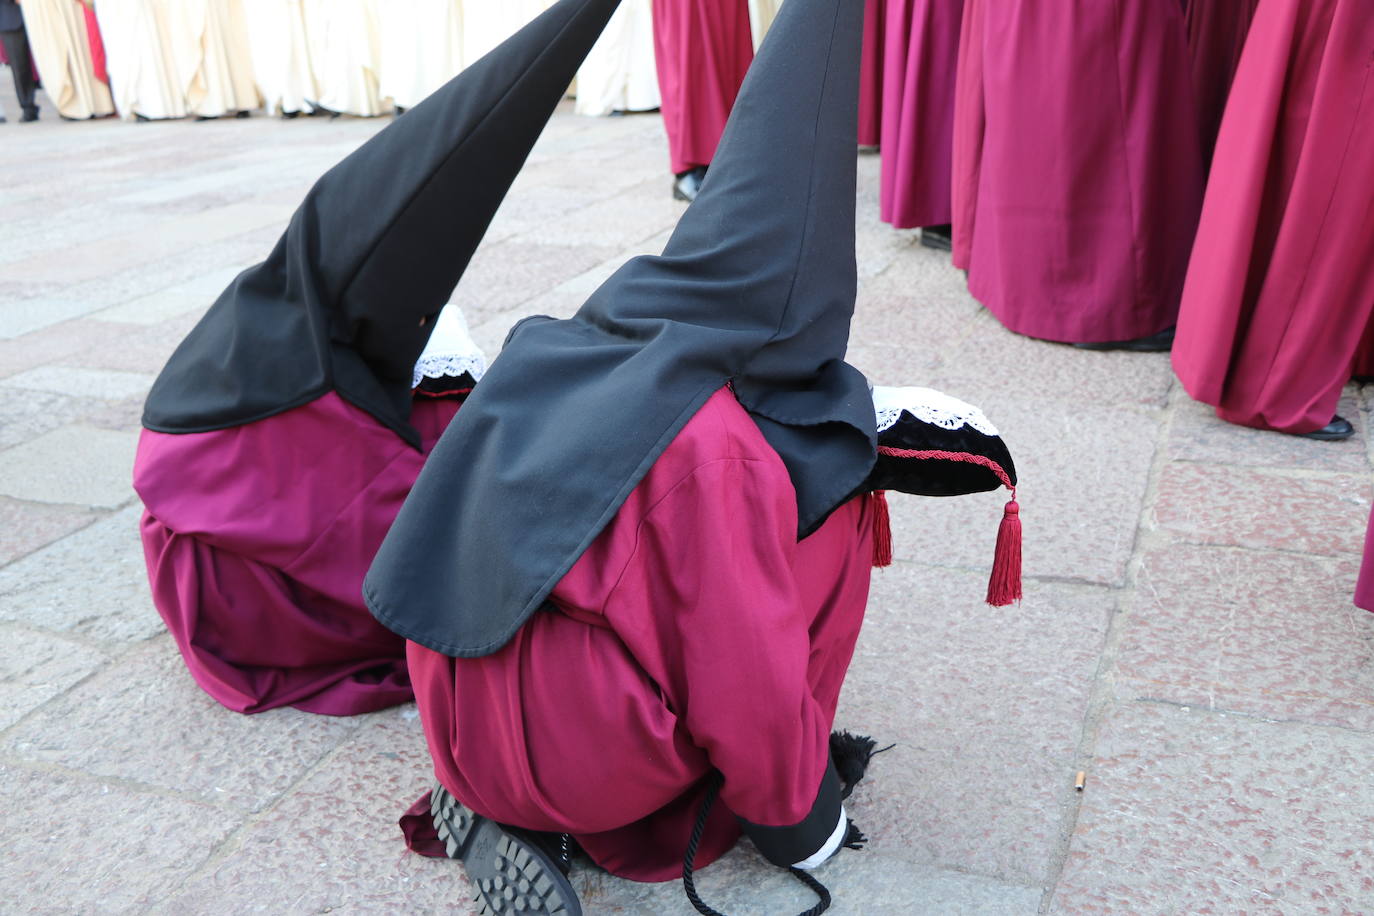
2,80,1373,916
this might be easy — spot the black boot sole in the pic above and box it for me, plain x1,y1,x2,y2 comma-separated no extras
431,784,582,916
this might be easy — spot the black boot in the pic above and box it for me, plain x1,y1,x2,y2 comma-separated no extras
431,783,582,916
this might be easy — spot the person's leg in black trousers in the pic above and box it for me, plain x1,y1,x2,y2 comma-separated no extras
1,26,39,121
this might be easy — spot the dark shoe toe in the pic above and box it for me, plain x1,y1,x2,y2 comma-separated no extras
1072,327,1175,352
918,224,952,251
1299,415,1355,441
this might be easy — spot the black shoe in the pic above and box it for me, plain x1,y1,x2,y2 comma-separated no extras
919,224,952,251
1299,415,1355,441
1072,326,1175,352
21,107,39,123
672,166,707,202
431,783,582,916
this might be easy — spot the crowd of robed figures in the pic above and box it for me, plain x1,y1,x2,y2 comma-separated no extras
9,0,1365,453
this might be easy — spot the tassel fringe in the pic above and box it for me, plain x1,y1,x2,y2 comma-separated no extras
986,495,1022,607
871,491,892,568
830,730,896,800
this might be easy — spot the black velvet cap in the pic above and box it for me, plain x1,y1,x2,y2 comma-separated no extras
141,0,623,447
365,0,875,657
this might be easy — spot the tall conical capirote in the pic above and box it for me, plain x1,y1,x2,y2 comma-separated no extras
142,0,623,448
365,0,873,658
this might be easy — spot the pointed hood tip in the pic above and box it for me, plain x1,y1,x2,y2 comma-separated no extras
144,0,623,441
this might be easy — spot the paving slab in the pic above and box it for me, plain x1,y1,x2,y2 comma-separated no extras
0,624,108,731
0,505,163,643
156,707,465,914
89,266,245,325
1119,543,1374,730
1167,391,1369,475
580,848,1044,915
1,366,156,401
0,425,138,508
1151,462,1370,557
3,638,362,814
0,388,86,451
0,762,240,914
449,239,622,328
835,563,1111,886
0,497,100,568
1051,701,1374,914
938,314,1179,412
0,318,135,381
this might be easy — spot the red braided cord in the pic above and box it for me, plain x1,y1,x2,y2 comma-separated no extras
875,447,1015,494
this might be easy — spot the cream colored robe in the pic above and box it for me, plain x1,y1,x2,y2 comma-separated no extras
240,0,316,115
748,0,782,49
95,0,187,120
378,0,462,110
575,0,658,116
457,0,554,68
20,0,114,118
165,0,260,117
302,0,387,116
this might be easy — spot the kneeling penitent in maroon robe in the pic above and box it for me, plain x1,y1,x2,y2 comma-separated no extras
366,2,1020,913
133,1,611,716
1172,0,1374,439
408,387,879,882
135,391,461,716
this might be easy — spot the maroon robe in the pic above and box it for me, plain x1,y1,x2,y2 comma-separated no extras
134,393,460,716
1359,507,1374,613
652,0,754,174
951,0,1204,344
1172,0,1374,435
858,0,885,147
1183,0,1260,165
406,388,876,881
878,0,962,229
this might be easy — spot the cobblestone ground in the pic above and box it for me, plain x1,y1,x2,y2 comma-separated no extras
3,76,1373,915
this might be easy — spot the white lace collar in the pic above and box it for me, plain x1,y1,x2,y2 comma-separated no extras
872,386,999,436
412,307,487,389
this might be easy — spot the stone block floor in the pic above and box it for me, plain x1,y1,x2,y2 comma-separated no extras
3,79,1372,915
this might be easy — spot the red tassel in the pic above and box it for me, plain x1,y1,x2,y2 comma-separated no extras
986,494,1022,606
871,490,893,568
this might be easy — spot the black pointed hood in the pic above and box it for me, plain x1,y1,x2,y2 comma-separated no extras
365,0,873,657
142,0,623,447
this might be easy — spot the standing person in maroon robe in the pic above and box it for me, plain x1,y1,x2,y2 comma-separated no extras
1183,0,1260,167
951,0,1204,349
652,0,753,201
132,0,622,716
879,0,963,250
1172,0,1374,440
858,0,884,148
365,1,1021,913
